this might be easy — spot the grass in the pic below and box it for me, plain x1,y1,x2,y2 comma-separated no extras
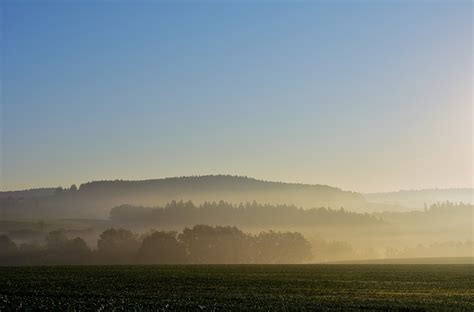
0,265,472,311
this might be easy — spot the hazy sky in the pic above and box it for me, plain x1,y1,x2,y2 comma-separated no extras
1,1,472,192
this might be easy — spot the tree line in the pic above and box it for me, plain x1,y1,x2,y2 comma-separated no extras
110,200,380,227
374,202,473,226
0,225,312,266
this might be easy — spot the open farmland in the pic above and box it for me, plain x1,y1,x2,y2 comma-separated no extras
0,265,473,311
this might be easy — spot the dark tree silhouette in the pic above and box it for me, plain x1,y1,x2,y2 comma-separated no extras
254,231,312,264
96,228,140,264
1,225,313,265
0,235,18,264
45,230,69,249
179,225,253,264
135,231,187,264
40,231,91,265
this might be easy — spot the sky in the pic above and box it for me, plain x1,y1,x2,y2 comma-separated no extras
1,0,472,193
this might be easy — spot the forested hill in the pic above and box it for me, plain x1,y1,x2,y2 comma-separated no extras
1,175,365,219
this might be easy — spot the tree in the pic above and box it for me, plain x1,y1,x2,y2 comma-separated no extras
254,231,312,264
136,231,187,264
96,228,140,264
65,237,90,255
0,235,18,264
45,230,68,249
42,231,91,265
179,225,253,264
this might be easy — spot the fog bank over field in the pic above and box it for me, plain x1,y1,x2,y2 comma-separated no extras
1,175,472,264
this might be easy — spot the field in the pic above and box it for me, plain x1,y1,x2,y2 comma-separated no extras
0,265,473,311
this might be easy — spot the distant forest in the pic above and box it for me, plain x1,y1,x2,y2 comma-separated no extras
0,225,312,266
0,202,472,264
110,200,381,227
374,202,473,228
0,175,365,219
1,176,472,265
2,175,472,219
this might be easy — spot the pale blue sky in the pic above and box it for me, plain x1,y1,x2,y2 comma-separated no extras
1,1,472,192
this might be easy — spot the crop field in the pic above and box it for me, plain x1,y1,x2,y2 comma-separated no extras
0,265,473,311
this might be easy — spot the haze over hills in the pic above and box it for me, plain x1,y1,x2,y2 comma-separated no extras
365,188,474,209
1,175,366,219
1,175,473,219
1,175,472,264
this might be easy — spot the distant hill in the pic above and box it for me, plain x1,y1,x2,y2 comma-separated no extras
0,175,365,219
365,188,474,209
